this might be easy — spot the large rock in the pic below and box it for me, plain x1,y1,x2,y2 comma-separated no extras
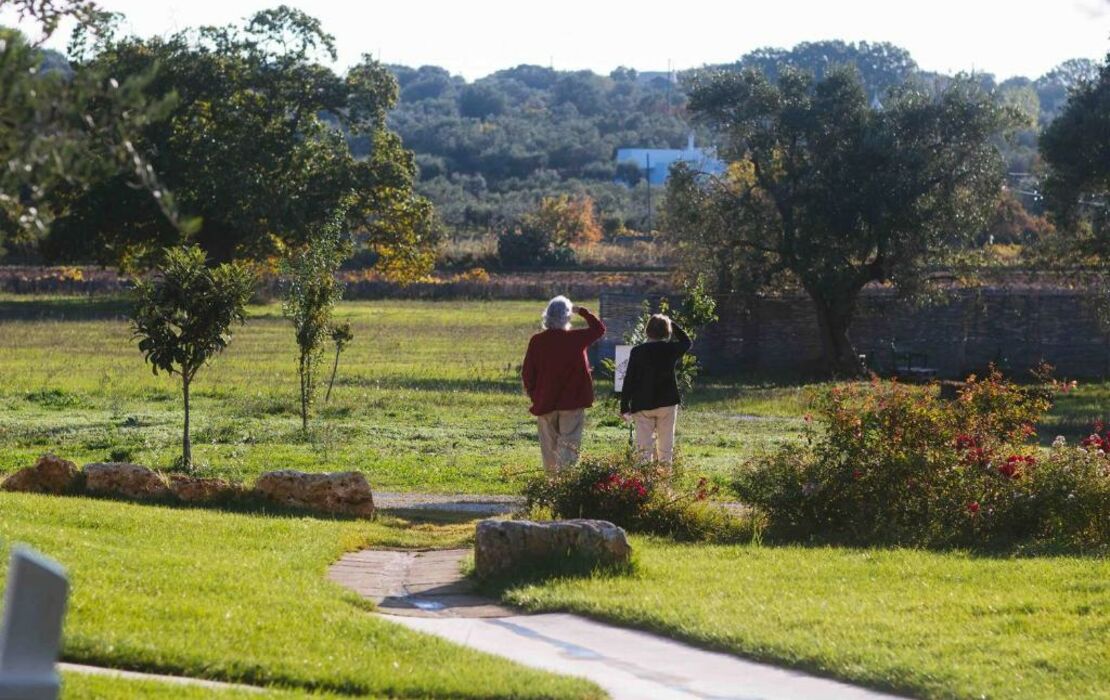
84,463,170,500
169,475,243,504
253,470,375,518
474,519,632,578
1,454,79,495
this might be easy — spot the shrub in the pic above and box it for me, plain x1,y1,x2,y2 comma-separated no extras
734,371,1109,549
523,453,753,542
497,221,576,268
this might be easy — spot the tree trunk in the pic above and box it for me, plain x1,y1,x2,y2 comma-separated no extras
299,354,309,431
324,348,340,404
811,294,864,376
181,374,192,470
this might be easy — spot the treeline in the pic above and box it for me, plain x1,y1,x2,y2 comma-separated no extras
380,40,1099,234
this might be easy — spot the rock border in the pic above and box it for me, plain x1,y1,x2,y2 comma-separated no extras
1,455,375,519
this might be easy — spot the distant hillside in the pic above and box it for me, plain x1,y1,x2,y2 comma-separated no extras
376,40,1098,233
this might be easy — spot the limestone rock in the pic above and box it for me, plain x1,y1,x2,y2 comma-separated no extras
474,519,631,578
1,454,79,495
84,463,170,500
169,475,242,503
253,470,375,518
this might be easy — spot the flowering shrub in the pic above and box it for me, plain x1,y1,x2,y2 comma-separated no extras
734,371,1109,549
522,453,750,542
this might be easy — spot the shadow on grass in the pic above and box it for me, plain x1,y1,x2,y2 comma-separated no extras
0,296,131,321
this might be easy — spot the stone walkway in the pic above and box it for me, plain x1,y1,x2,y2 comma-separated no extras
331,548,906,700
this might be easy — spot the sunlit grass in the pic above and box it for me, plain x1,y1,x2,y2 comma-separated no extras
1,492,599,699
0,295,1105,492
505,537,1110,700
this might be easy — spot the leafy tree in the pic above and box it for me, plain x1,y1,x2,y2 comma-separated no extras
1040,51,1110,259
732,41,918,100
1034,57,1100,123
0,12,184,260
459,83,507,118
44,6,437,278
131,246,255,469
529,194,603,247
666,67,1016,374
282,208,349,430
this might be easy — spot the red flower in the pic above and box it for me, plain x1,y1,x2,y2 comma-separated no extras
851,469,862,480
998,462,1018,479
967,501,980,514
955,434,976,450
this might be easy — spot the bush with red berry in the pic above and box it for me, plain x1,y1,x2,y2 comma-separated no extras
734,369,1109,550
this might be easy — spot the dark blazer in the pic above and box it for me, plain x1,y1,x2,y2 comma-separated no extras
619,323,691,414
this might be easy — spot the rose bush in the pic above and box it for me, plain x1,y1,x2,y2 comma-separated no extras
522,453,751,542
734,370,1109,550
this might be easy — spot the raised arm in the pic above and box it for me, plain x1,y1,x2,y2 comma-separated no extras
572,305,606,346
671,321,692,358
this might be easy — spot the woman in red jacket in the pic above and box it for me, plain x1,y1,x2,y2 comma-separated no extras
521,296,606,472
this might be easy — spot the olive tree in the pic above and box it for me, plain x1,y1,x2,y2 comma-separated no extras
666,67,1017,374
131,246,255,469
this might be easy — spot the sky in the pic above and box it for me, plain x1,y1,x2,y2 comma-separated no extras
13,0,1110,81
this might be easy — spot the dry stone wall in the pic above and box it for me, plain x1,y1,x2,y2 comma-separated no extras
599,287,1110,379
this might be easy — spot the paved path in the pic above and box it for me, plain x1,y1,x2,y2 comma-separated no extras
374,492,750,518
374,491,521,515
330,548,905,700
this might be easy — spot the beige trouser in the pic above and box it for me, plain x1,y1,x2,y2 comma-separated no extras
633,404,678,464
536,409,585,472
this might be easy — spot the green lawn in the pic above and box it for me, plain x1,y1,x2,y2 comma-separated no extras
62,672,333,699
504,538,1110,700
4,295,1102,495
0,295,811,493
0,492,599,699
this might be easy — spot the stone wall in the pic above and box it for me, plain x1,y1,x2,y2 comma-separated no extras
599,287,1110,379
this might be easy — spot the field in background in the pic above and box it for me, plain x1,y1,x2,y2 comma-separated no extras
0,295,1104,493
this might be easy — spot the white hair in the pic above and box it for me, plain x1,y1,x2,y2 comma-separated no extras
542,295,573,330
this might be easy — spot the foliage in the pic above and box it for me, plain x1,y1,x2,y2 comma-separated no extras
281,208,349,430
666,67,1018,374
734,371,1109,549
527,194,604,247
1040,50,1110,260
523,452,750,542
130,246,254,468
983,190,1054,245
0,21,185,261
40,7,437,277
607,276,718,396
496,216,576,269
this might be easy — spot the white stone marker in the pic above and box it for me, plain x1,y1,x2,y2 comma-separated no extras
0,547,69,700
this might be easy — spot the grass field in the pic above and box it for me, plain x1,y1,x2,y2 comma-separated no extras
504,538,1110,700
1,492,599,699
2,293,1108,699
0,295,809,492
2,294,1103,494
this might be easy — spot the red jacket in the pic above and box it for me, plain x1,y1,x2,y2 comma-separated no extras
521,308,606,416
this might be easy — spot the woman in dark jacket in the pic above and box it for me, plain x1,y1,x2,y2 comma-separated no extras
619,314,691,465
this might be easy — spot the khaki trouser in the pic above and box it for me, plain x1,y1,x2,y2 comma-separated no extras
536,409,585,472
633,404,678,464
